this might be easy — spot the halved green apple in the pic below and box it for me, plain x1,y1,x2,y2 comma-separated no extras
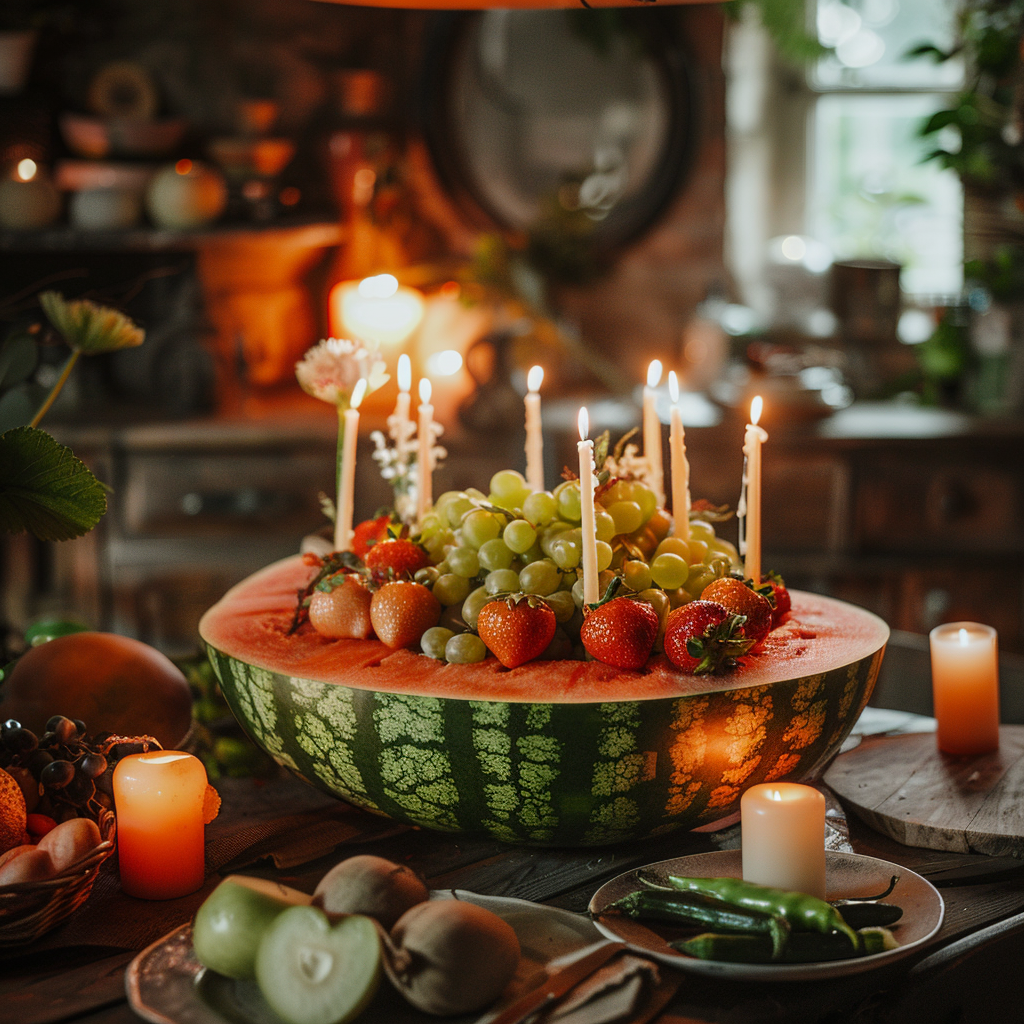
193,875,311,980
255,907,382,1024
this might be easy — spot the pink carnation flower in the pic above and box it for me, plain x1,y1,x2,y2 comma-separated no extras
295,338,388,407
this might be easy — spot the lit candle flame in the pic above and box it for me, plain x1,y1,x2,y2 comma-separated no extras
359,273,399,299
959,628,970,645
750,395,763,427
578,406,589,442
419,378,432,404
647,359,663,389
668,370,679,404
527,365,544,393
397,353,411,393
15,158,37,182
350,378,367,410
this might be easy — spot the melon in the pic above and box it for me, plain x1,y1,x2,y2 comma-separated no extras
200,556,887,847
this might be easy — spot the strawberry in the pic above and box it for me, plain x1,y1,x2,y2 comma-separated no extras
477,595,556,669
580,596,660,670
370,581,441,648
364,538,430,583
352,514,393,560
308,573,373,639
664,600,754,674
761,571,791,624
700,577,774,644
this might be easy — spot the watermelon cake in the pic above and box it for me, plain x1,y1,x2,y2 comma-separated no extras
200,467,888,846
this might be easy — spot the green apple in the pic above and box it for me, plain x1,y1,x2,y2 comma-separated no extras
193,875,310,979
255,906,381,1024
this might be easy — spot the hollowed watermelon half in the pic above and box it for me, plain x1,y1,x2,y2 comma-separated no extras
200,556,888,847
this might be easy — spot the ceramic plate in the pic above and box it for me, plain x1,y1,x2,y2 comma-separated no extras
589,850,944,981
126,891,604,1024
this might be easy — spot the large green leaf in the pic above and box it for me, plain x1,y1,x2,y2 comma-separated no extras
0,426,107,541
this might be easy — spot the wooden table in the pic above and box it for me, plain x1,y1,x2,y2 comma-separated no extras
5,635,1024,1024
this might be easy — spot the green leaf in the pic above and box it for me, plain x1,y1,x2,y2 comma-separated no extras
39,291,145,355
0,333,38,390
0,426,107,541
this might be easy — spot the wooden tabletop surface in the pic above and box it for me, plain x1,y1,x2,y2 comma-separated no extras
4,635,1024,1024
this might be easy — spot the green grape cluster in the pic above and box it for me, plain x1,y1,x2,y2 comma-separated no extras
413,469,740,665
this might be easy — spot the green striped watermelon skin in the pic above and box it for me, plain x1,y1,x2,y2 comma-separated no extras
204,640,884,846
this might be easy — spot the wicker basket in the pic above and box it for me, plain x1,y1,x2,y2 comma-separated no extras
0,809,116,948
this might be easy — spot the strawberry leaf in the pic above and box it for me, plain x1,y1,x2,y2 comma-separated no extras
0,426,107,541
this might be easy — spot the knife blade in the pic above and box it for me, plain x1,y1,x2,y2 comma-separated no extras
481,939,627,1024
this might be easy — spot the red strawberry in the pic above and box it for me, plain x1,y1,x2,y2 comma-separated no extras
477,596,556,669
353,514,393,560
308,573,373,639
364,538,430,583
664,600,754,674
370,581,441,648
700,577,774,645
761,571,791,624
580,597,660,670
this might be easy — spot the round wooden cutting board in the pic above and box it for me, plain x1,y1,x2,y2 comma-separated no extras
824,726,1024,857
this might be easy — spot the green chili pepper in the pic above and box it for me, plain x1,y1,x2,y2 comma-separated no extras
834,901,903,929
605,889,790,960
675,926,897,964
664,876,860,950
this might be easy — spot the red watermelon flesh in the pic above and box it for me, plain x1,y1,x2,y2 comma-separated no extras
199,555,889,703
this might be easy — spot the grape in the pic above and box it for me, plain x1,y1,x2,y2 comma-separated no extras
78,752,108,778
639,588,671,625
622,559,653,592
445,633,488,664
630,483,658,522
433,490,466,516
545,590,576,624
648,508,673,540
598,569,617,595
478,538,515,571
606,501,643,535
539,521,572,556
655,537,691,562
65,771,96,806
522,491,557,526
26,749,54,775
689,520,716,542
709,538,741,565
461,509,501,547
594,511,617,542
666,586,691,609
595,541,614,572
414,566,440,587
549,536,581,569
95,770,114,797
571,578,585,608
685,566,716,598
555,482,582,522
1,720,37,754
439,605,468,632
433,573,471,606
519,542,546,564
490,470,530,509
461,586,492,629
45,716,77,743
485,569,520,596
447,546,480,578
627,526,659,559
503,520,537,554
445,496,475,528
687,539,709,563
519,560,561,596
421,626,455,659
41,759,75,790
650,553,689,590
418,513,443,537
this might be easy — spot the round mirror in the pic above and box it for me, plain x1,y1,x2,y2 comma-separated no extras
421,10,696,255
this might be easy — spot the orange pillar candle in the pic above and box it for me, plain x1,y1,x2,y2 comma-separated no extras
930,621,1000,755
741,783,826,899
113,751,208,900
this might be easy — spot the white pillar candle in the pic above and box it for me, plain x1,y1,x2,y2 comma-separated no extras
741,783,826,900
524,364,545,492
417,377,434,522
643,360,665,507
577,407,599,606
740,396,768,583
334,378,366,552
393,353,412,450
668,371,690,540
930,621,1000,755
